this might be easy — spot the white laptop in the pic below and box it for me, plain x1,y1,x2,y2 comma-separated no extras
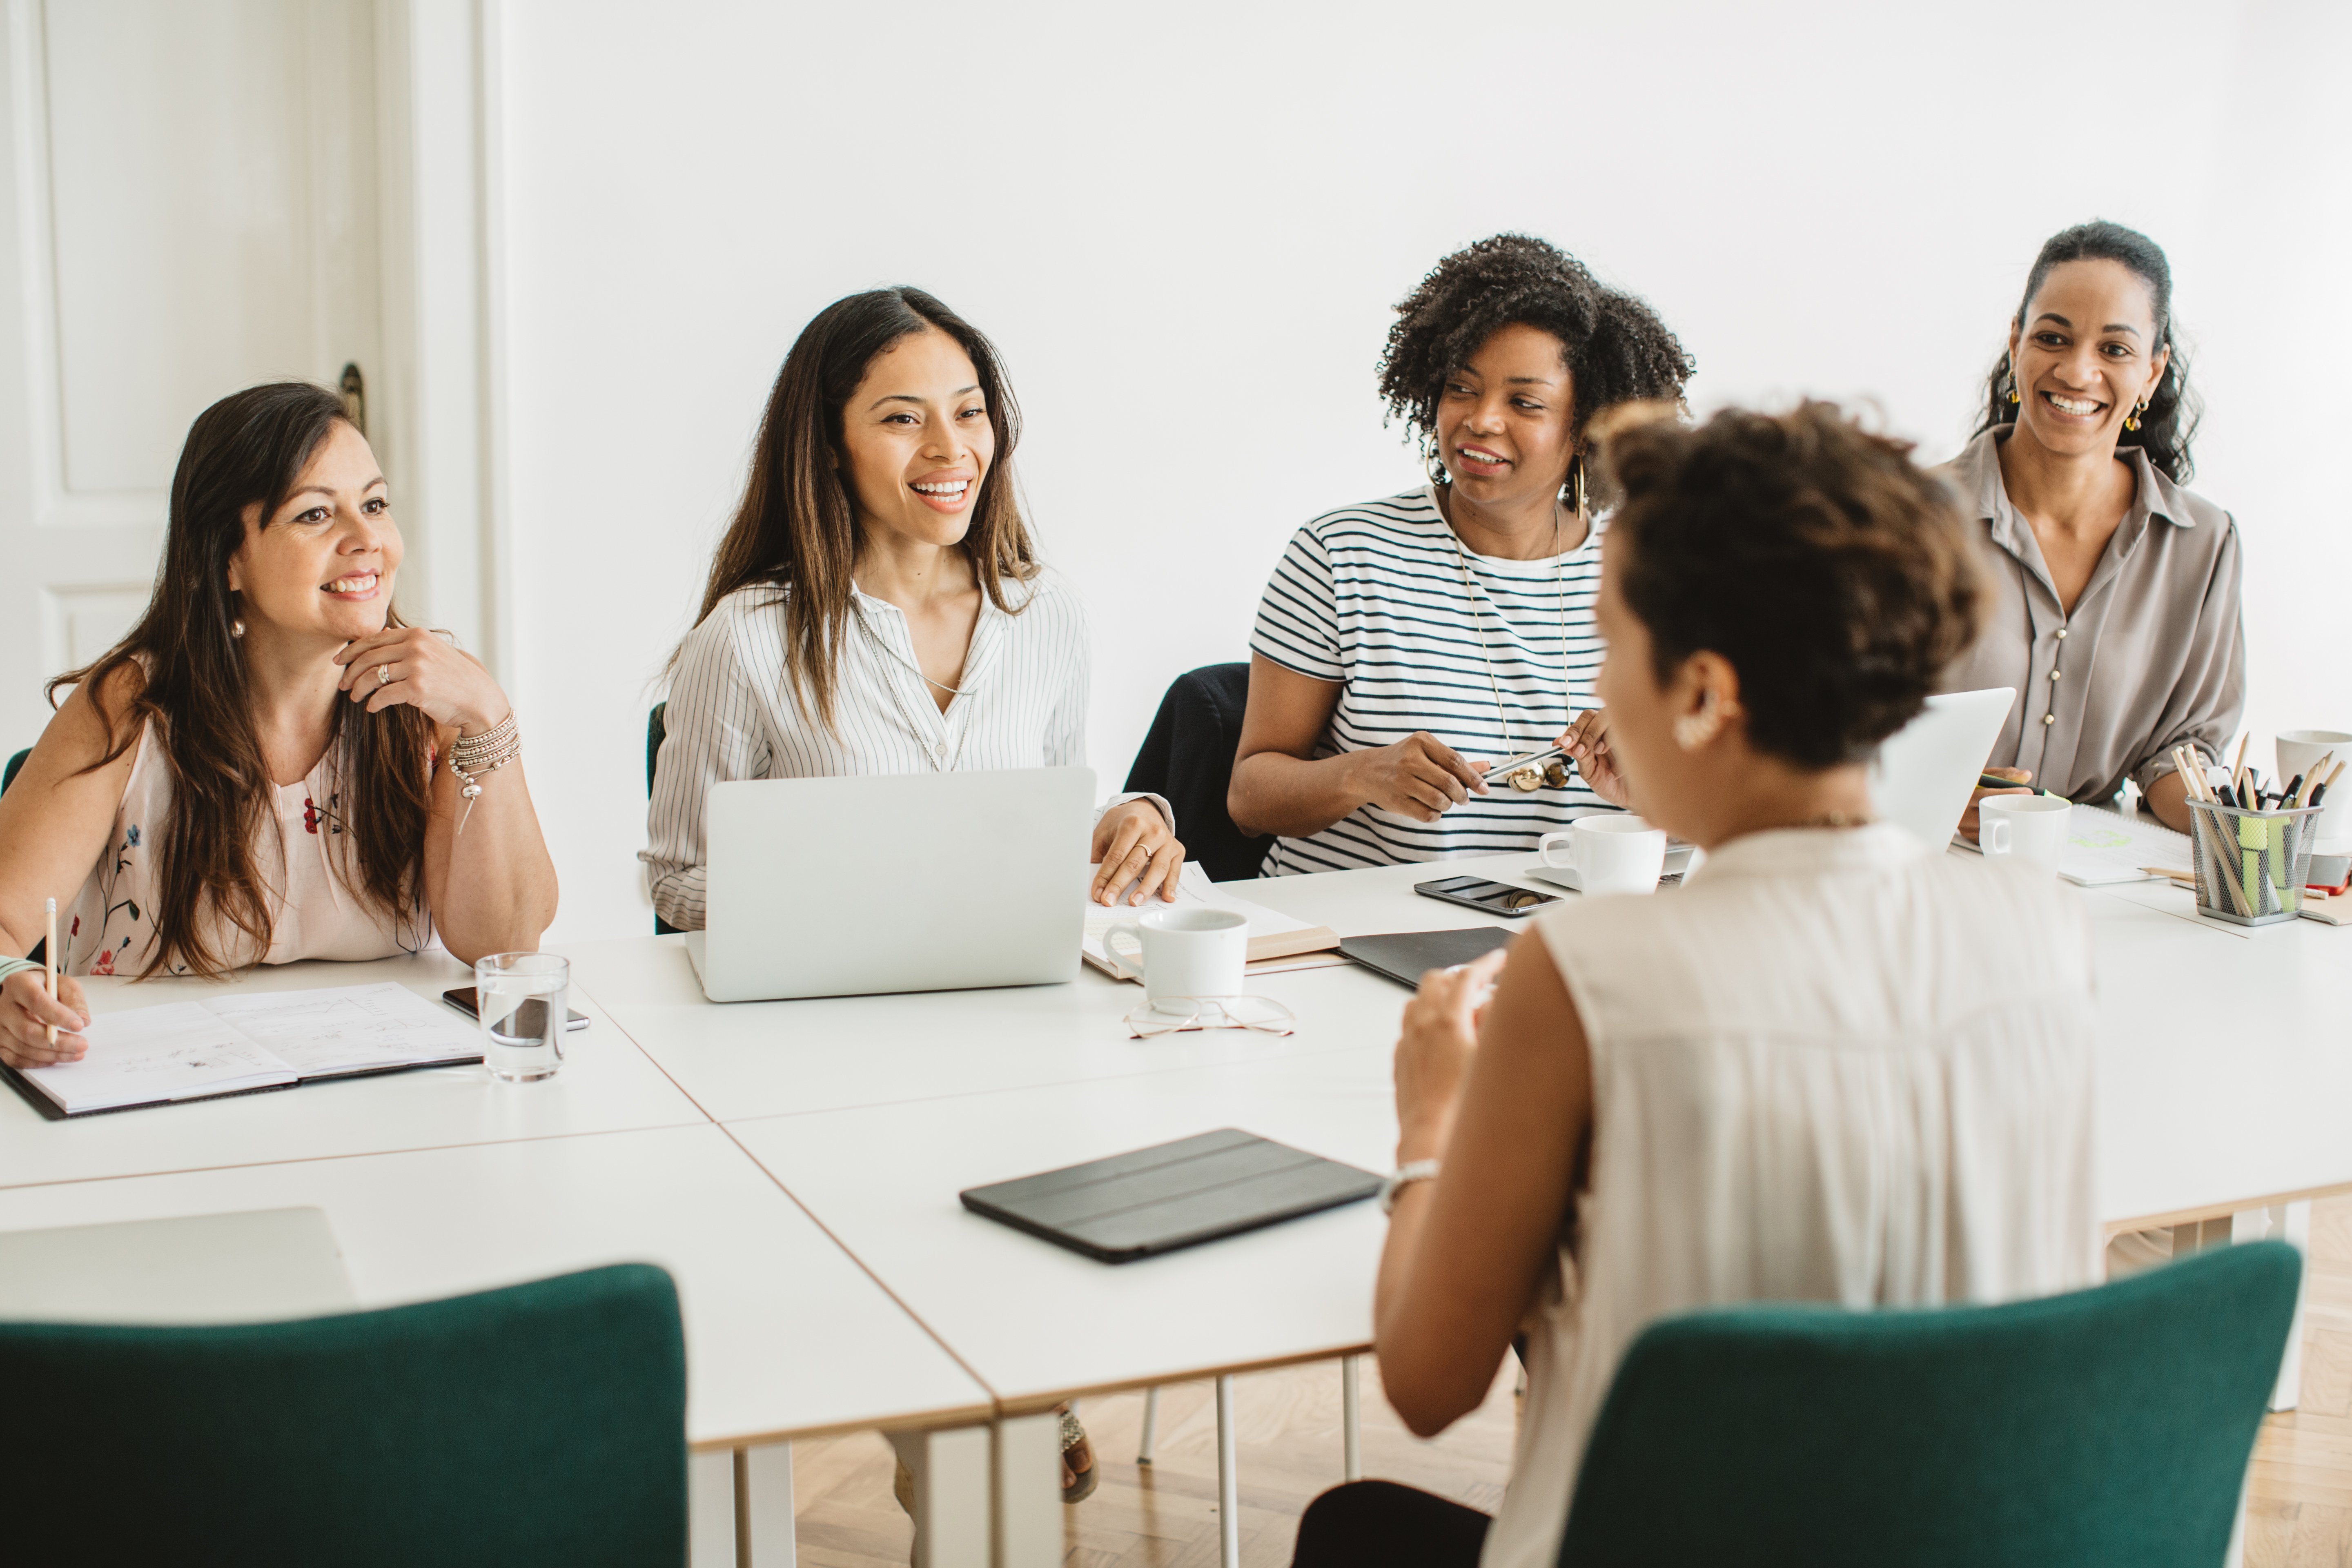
1869,687,2016,850
684,766,1096,1002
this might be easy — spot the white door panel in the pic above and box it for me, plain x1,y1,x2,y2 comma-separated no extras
1,0,379,754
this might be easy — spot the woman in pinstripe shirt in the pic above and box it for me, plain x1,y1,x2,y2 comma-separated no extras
642,287,1181,938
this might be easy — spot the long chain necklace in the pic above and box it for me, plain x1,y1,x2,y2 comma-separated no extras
1445,496,1573,793
852,598,967,773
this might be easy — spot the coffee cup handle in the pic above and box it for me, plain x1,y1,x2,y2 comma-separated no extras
1982,817,2011,858
1539,831,1577,871
1103,920,1145,982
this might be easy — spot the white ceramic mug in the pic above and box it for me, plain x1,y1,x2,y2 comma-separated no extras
2278,730,2352,845
1979,794,2071,871
1103,906,1248,1000
1538,816,1668,896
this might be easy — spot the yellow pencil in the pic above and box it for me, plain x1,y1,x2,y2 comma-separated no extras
44,897,57,1048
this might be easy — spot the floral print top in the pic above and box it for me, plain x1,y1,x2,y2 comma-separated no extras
60,722,432,977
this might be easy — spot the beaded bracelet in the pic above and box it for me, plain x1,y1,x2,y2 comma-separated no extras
448,713,522,835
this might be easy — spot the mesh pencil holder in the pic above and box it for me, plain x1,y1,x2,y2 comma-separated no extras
2186,800,2324,926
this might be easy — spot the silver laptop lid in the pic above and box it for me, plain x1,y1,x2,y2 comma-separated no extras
699,766,1096,1002
1869,688,2016,851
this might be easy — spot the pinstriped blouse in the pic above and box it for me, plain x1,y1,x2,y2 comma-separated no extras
1248,487,1610,874
641,569,1159,931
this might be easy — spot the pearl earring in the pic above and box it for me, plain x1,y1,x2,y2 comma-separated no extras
1673,711,1715,750
230,618,245,639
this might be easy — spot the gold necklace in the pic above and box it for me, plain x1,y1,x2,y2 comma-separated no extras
1444,493,1573,793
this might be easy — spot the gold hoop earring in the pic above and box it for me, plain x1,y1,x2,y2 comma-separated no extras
2004,358,2021,405
1572,456,1588,522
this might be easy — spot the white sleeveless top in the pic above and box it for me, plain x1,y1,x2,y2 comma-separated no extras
58,721,432,978
1483,825,2099,1568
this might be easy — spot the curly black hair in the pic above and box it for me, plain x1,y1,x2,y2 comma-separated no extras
1599,402,1984,771
1377,234,1695,470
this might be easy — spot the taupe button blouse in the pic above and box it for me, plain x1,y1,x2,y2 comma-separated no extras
1936,429,2246,804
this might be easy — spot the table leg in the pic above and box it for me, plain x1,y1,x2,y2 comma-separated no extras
733,1444,796,1568
2232,1201,2312,1410
1217,1374,1241,1568
992,1410,1061,1567
1137,1386,1160,1465
890,1425,993,1568
1342,1356,1362,1482
689,1449,737,1568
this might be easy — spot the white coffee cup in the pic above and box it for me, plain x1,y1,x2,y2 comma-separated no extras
1538,816,1668,896
1979,794,2071,872
1103,906,1248,1001
2278,730,2352,846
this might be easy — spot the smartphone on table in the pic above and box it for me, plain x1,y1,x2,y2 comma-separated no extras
1413,876,1561,918
441,987,591,1032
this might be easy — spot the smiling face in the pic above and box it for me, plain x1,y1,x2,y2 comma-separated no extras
837,327,995,551
226,419,400,644
2006,258,2170,459
1433,322,1579,509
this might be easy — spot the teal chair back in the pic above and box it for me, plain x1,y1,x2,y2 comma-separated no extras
1558,1241,2301,1567
2,746,25,794
2,1262,688,1568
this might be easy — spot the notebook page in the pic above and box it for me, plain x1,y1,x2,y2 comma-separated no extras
18,1002,296,1114
202,983,481,1076
2058,804,2191,886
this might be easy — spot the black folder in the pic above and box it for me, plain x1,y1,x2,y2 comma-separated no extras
959,1129,1382,1263
1338,927,1516,989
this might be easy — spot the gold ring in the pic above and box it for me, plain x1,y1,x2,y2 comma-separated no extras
377,664,392,687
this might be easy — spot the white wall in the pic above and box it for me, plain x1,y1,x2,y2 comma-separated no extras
492,0,2352,940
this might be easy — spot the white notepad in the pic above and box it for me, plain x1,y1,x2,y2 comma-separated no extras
12,982,481,1117
1081,863,1345,980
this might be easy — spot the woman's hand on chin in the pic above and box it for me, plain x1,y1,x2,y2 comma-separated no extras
1090,801,1185,906
334,628,512,734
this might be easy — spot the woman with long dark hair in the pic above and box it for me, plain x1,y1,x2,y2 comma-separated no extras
0,383,557,1068
1944,220,2242,838
642,286,1181,933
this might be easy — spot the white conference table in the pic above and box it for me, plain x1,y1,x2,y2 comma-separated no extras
572,846,2352,1566
0,951,706,1190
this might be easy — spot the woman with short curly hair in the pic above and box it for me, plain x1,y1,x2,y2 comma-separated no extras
1292,404,2096,1568
1229,234,1693,873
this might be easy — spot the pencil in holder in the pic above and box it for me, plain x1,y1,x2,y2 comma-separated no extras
2185,800,2324,926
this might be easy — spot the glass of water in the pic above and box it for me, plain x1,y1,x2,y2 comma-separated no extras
476,952,569,1082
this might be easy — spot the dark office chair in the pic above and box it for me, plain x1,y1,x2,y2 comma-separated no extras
0,1263,688,1568
1553,1240,2301,1567
2,746,26,795
647,703,682,936
1124,662,1266,882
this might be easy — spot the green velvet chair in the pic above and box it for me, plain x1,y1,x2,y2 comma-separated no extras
2,746,26,794
1,1262,688,1567
1555,1239,2299,1566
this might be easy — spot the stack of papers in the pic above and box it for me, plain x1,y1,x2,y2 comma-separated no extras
9,983,481,1118
1082,864,1344,982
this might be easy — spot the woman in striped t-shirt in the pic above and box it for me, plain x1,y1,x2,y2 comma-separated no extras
1231,235,1696,874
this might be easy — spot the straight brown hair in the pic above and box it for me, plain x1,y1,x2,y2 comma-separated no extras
689,287,1037,729
53,383,434,979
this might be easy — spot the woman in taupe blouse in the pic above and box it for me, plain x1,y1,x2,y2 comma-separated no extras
1940,220,2243,838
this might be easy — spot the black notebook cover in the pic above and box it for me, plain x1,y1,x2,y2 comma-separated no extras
1338,927,1516,989
959,1128,1382,1263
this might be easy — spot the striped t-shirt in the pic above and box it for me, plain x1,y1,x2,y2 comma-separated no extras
1249,486,1610,874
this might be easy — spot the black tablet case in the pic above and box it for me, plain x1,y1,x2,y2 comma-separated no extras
959,1128,1381,1263
1338,927,1515,989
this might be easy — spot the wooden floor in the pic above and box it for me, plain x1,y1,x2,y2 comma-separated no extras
789,1195,2352,1566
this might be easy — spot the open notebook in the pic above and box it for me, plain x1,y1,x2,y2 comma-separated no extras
1082,863,1344,982
1951,802,2192,887
5,982,482,1119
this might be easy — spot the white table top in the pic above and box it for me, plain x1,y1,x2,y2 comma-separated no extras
0,952,709,1190
557,933,1412,1123
727,1048,1396,1414
0,1123,992,1447
1235,849,2352,1229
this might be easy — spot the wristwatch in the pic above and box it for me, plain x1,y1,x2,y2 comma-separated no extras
1377,1159,1443,1216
